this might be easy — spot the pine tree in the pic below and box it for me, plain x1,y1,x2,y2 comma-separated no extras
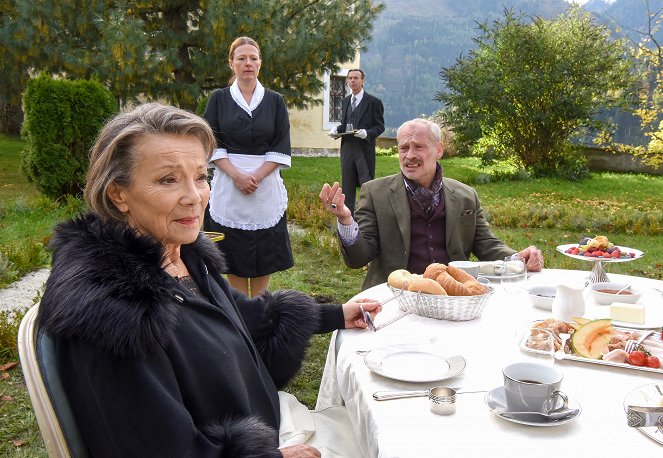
9,0,384,111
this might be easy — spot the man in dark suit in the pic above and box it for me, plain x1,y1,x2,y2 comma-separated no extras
320,118,544,290
329,69,385,214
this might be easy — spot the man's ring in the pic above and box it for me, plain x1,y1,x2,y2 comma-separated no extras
539,260,543,265
331,203,337,209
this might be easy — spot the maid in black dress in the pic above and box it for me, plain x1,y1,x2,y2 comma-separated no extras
204,36,293,296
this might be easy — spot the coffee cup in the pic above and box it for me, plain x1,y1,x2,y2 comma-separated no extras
449,261,480,278
502,362,568,413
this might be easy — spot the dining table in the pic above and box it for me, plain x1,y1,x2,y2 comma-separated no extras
315,268,663,457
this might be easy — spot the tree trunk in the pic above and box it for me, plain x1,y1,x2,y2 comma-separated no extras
0,102,23,135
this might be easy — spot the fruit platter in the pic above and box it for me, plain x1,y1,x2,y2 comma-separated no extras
521,318,663,374
557,235,644,283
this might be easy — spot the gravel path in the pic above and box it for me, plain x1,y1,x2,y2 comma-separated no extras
0,269,50,313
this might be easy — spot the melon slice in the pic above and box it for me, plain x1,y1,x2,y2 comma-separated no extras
589,331,611,357
571,319,613,359
572,317,591,325
569,316,591,331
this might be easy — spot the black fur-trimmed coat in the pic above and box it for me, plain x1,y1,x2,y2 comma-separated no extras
37,213,344,457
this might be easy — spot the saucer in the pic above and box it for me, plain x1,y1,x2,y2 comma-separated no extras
484,386,582,426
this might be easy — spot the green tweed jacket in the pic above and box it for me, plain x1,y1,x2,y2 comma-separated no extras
340,172,516,290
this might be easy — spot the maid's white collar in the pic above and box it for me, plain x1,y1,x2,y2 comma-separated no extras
230,80,265,117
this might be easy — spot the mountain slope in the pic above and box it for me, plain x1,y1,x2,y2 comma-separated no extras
362,0,662,138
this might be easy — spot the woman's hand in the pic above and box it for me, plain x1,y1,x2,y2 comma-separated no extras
253,161,279,184
214,158,258,195
280,444,321,457
343,297,382,329
232,172,258,195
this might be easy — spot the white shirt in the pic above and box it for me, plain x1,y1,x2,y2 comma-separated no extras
350,89,364,108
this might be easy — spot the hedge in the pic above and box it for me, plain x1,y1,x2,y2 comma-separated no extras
20,74,117,199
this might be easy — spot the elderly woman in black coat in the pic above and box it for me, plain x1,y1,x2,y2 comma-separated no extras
37,103,381,457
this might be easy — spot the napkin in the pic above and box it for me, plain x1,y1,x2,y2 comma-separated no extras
478,260,524,275
278,391,365,457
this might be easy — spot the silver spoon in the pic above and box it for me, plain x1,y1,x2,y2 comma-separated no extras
615,283,631,295
497,407,579,421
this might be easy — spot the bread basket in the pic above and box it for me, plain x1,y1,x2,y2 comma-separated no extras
388,285,494,321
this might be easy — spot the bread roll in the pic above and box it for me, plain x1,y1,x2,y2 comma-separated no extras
387,269,412,289
446,265,475,284
435,271,471,296
423,263,447,280
429,264,487,296
406,276,448,295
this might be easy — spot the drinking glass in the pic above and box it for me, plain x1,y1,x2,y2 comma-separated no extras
346,123,354,132
499,257,527,293
521,328,556,367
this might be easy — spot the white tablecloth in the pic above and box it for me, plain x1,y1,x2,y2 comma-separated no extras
317,269,663,457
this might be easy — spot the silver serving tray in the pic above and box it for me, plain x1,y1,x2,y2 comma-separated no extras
520,321,663,374
624,383,663,445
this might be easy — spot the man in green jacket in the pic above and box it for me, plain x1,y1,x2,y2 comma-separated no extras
319,118,543,290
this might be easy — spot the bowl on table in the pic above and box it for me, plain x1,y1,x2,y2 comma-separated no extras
590,282,642,305
527,286,556,311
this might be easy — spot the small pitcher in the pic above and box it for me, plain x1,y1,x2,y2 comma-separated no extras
551,283,586,321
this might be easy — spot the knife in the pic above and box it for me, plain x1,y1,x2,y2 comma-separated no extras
626,405,663,428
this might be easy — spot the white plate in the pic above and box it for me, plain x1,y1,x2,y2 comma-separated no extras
557,244,644,262
623,383,663,445
478,273,505,282
485,386,581,426
363,344,466,383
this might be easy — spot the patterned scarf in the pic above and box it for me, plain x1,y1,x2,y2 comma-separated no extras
402,164,443,218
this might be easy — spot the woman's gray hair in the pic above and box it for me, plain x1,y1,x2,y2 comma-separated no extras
396,118,442,144
84,102,216,223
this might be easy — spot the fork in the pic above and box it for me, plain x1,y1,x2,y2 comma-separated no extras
624,330,655,353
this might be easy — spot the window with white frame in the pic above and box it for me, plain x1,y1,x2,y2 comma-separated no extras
323,69,349,130
329,76,346,122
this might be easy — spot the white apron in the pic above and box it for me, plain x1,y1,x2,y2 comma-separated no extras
208,153,288,231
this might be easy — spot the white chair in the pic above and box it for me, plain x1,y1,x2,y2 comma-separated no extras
17,304,89,457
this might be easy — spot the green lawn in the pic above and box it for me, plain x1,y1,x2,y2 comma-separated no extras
1,136,663,455
0,134,38,203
